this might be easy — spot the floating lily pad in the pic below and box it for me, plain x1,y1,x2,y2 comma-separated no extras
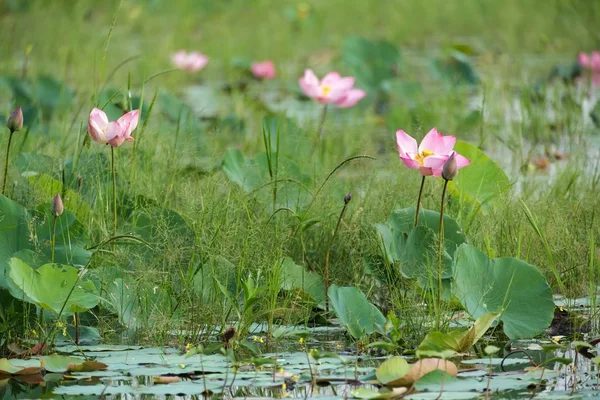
41,355,107,373
0,358,42,375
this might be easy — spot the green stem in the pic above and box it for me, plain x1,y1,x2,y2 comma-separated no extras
111,146,117,236
436,179,448,331
317,104,328,141
414,175,426,227
51,215,57,263
324,201,349,312
2,130,14,196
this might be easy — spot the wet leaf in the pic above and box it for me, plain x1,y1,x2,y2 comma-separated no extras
0,358,42,375
41,355,107,373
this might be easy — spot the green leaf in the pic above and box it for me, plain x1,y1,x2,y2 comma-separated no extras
0,358,42,375
41,355,107,373
328,285,386,339
222,148,311,211
430,52,478,85
448,141,510,210
0,193,90,291
375,356,410,385
453,244,555,339
384,358,459,387
376,207,465,291
341,36,401,91
7,259,98,313
279,257,325,305
0,195,32,289
26,173,94,227
454,312,500,352
193,255,237,305
31,202,91,267
417,332,459,356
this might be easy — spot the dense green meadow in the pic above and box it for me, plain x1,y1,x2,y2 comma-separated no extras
0,0,600,397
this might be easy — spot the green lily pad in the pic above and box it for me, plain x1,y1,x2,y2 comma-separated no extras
41,355,107,373
0,359,42,375
453,244,555,339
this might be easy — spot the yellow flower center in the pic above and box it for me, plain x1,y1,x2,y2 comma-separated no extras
321,85,332,97
414,150,433,166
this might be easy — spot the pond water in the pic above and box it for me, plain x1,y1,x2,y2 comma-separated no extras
2,319,599,400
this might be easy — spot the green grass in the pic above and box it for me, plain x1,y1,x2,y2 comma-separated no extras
0,0,599,348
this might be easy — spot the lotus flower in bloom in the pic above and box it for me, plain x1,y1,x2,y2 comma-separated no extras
578,51,600,86
171,50,209,72
251,60,276,80
299,69,366,108
396,128,470,177
88,108,139,147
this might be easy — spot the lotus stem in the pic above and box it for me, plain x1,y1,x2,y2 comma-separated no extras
2,131,14,196
414,175,426,227
51,215,57,263
111,146,117,236
317,104,328,142
74,313,79,345
436,179,448,331
324,193,351,312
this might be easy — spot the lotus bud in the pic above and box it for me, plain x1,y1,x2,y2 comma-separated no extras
51,193,64,217
6,106,23,133
442,152,458,181
344,192,352,204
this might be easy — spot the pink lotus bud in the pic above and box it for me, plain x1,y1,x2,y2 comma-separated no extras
251,60,276,80
7,106,23,133
442,152,458,181
51,193,64,217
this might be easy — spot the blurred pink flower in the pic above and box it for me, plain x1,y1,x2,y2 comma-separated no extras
396,128,470,177
251,60,276,80
171,50,209,72
299,69,366,108
578,51,600,86
88,108,139,147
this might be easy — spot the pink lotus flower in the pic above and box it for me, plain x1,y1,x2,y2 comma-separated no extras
396,128,470,177
88,108,139,147
579,51,600,86
299,69,366,108
171,50,209,72
251,60,276,80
